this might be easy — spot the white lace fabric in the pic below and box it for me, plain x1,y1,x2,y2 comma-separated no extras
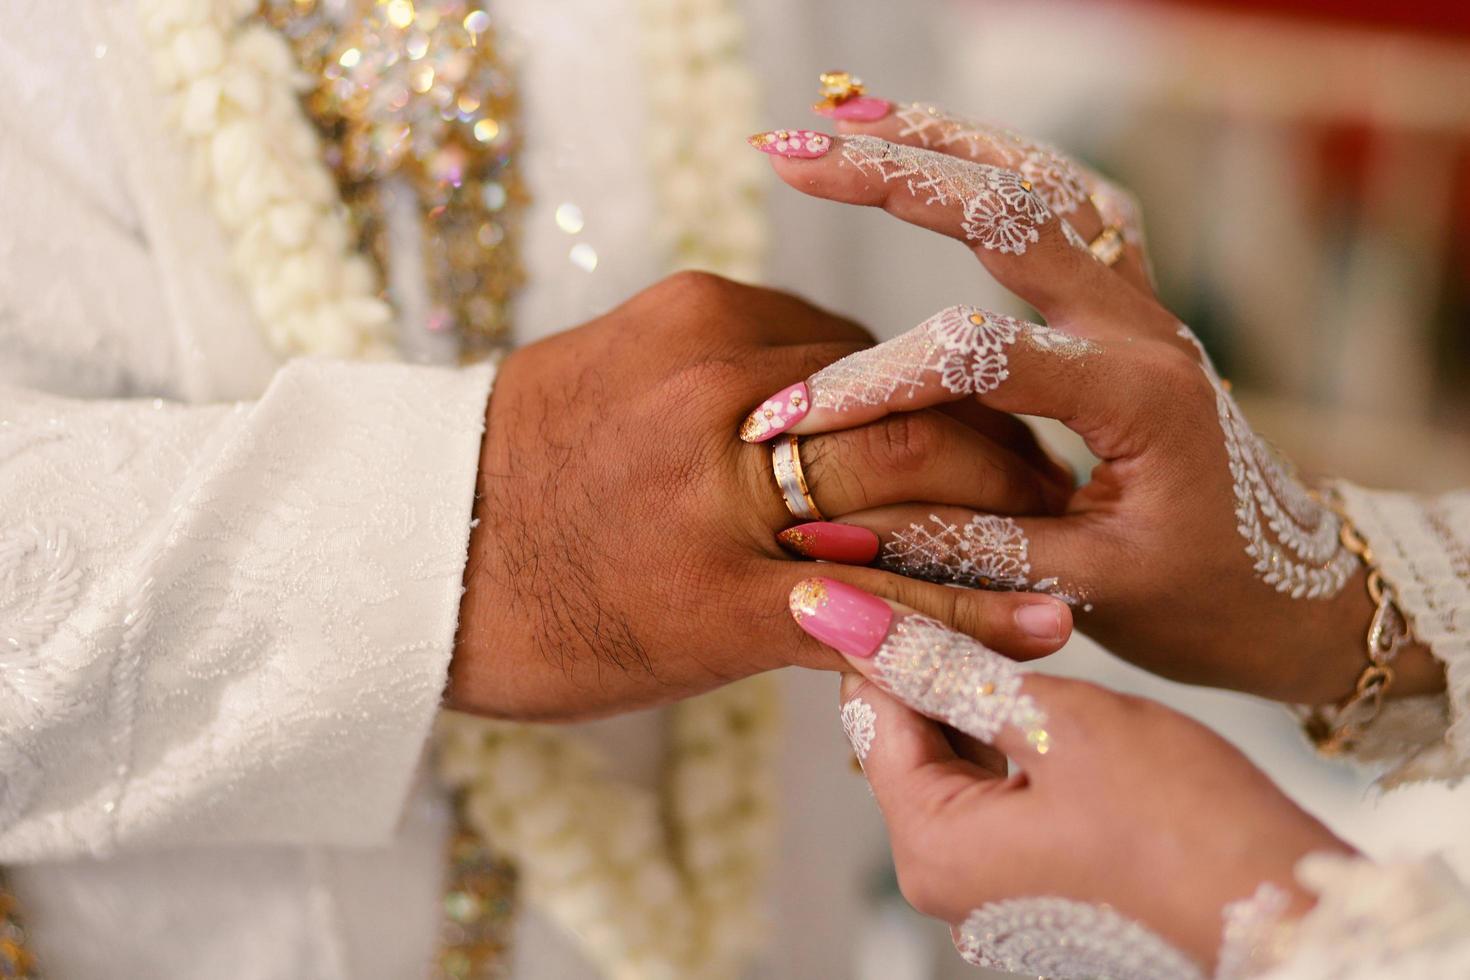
1257,853,1470,978
1332,483,1470,785
0,358,494,859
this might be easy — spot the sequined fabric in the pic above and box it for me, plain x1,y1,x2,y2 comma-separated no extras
258,0,527,353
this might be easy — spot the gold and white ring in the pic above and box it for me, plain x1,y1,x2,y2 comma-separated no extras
771,434,824,521
1088,225,1125,267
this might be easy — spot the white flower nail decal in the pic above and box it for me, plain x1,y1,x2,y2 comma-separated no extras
881,514,1073,603
840,698,877,762
1179,326,1354,599
840,136,1051,254
875,614,1049,753
808,305,1086,414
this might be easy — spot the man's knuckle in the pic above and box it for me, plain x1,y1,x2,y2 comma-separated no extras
865,413,934,475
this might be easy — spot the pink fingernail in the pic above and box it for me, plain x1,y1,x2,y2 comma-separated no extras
778,523,880,564
747,129,833,159
789,577,893,659
813,96,892,122
1015,601,1065,642
739,382,809,442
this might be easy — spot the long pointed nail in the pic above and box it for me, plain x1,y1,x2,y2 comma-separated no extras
748,129,833,159
789,578,892,659
778,523,880,564
739,382,809,442
813,96,892,122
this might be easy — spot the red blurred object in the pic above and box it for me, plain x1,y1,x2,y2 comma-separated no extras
1148,0,1470,39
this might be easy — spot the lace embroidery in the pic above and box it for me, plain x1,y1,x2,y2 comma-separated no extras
0,522,82,657
895,102,1089,217
840,697,876,761
874,613,1049,753
1180,326,1354,599
880,513,1074,603
954,882,1292,980
839,135,1052,255
808,306,1087,413
954,898,1204,980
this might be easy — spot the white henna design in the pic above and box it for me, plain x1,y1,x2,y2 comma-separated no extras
808,306,1086,414
840,698,877,762
954,898,1202,979
880,514,1074,603
953,881,1292,980
840,135,1051,254
874,614,1049,753
1179,325,1355,599
896,102,1090,217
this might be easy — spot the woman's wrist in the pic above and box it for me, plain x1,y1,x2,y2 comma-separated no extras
1279,565,1439,708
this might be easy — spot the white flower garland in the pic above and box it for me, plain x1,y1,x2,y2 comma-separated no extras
140,0,394,358
635,0,769,282
141,1,778,977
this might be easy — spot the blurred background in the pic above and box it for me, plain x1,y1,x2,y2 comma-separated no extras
746,1,1470,976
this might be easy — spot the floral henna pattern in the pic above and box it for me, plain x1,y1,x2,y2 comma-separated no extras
874,613,1050,753
839,135,1051,254
1179,326,1355,599
895,103,1090,217
840,698,877,761
880,514,1073,603
807,305,1087,414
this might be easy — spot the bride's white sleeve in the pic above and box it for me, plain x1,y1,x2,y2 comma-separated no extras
1254,853,1470,979
0,357,494,861
1330,484,1470,786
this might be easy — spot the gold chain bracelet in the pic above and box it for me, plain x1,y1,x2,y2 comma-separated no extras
1299,515,1411,755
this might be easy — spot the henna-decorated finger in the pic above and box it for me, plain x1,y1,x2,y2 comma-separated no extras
815,99,1155,294
740,304,1182,466
789,577,1057,762
750,131,1125,325
780,506,1096,610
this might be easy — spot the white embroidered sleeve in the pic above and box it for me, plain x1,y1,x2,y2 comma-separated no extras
1255,853,1470,979
0,358,494,861
1331,484,1470,786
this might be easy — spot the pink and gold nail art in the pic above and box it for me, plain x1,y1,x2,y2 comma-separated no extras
811,70,892,121
748,129,833,159
788,577,892,660
739,382,810,442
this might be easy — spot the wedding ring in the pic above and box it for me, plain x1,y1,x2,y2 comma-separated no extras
771,435,824,521
1088,225,1125,267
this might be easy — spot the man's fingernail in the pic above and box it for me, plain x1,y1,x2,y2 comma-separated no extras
747,129,833,159
739,382,810,442
789,577,892,659
1016,602,1065,642
813,96,892,122
778,523,880,564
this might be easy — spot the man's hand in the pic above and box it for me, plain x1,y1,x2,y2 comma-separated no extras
448,272,1075,720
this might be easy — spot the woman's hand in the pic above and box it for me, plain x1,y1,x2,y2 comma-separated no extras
787,576,1350,976
449,272,1075,721
743,96,1444,706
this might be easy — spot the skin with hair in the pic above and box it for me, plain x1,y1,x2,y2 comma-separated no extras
447,271,1074,721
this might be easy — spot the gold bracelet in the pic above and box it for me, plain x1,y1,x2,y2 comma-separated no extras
1299,515,1411,755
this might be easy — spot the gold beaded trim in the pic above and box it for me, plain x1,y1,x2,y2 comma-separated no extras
0,876,39,980
258,0,528,354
